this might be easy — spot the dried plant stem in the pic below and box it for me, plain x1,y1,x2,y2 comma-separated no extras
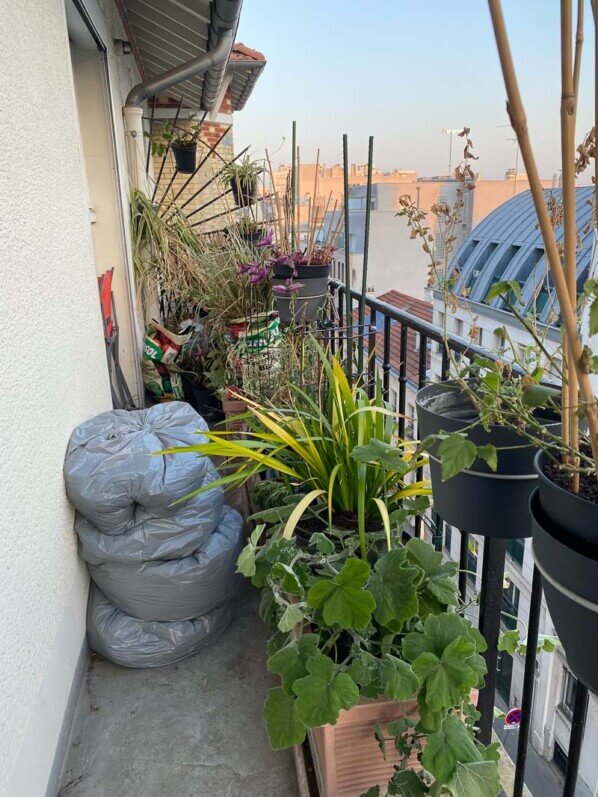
488,0,598,476
324,199,339,248
296,146,301,250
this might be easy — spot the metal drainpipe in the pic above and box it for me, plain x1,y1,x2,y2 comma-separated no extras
123,0,242,192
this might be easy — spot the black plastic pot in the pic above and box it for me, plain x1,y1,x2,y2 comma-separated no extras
415,381,559,538
272,262,331,325
239,230,263,247
230,177,256,206
172,143,197,174
530,475,598,694
181,374,220,419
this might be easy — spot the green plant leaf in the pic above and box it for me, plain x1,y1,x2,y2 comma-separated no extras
406,538,459,608
476,444,498,472
446,760,501,797
271,562,305,596
292,653,359,727
310,532,335,555
368,548,422,627
403,615,486,712
236,525,264,577
437,434,477,480
267,634,320,695
348,650,380,691
485,279,521,304
359,788,381,797
421,715,481,783
307,558,375,630
379,655,419,701
263,687,306,749
278,603,306,633
521,383,561,408
589,296,598,337
498,629,520,655
351,439,411,473
387,770,426,796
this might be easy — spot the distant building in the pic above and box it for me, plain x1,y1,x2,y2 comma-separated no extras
324,173,557,301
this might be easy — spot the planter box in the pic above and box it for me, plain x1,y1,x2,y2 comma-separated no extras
308,698,420,797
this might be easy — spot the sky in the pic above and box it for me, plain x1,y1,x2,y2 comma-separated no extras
234,0,596,181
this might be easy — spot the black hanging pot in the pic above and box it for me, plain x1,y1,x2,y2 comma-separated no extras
415,381,559,538
239,229,263,247
231,177,257,206
272,262,331,325
531,454,598,693
172,143,197,174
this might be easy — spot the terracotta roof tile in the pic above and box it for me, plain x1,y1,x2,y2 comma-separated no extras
356,291,433,388
231,43,266,62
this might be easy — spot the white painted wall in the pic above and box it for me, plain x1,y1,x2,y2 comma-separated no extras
0,1,119,793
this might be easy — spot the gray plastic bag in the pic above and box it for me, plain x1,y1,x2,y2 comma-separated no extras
87,585,233,668
86,505,243,621
64,402,211,534
75,467,224,564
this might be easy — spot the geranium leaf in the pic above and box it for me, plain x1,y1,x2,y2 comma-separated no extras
477,444,498,472
307,558,375,630
446,760,501,797
278,603,305,633
310,532,335,555
263,687,306,749
267,633,320,695
406,538,459,609
437,434,477,480
379,654,419,701
359,788,381,797
351,439,411,473
498,629,520,655
590,296,598,336
387,770,426,796
369,548,422,627
421,715,481,783
292,653,359,727
271,562,305,595
236,524,264,577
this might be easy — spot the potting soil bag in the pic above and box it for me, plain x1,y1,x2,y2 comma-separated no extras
87,585,233,668
74,468,224,563
86,505,243,621
64,402,210,534
141,322,191,399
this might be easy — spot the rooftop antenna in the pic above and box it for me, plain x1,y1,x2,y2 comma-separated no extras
507,136,520,195
442,127,462,178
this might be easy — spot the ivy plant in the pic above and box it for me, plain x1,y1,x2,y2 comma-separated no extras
237,529,501,797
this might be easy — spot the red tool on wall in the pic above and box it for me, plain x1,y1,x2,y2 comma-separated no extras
98,269,135,409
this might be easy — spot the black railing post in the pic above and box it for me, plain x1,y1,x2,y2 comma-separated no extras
382,315,391,402
476,537,507,745
563,682,589,797
367,308,377,398
458,531,469,603
398,325,408,439
513,565,542,797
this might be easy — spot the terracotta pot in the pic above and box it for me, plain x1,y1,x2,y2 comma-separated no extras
308,698,420,797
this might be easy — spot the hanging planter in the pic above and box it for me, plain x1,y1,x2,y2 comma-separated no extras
230,176,257,206
416,381,559,538
172,143,197,174
531,452,598,693
272,262,331,325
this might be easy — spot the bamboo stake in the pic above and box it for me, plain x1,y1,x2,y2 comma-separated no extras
324,199,339,248
265,149,285,249
573,0,584,100
296,146,301,251
488,0,598,473
291,122,297,251
561,0,580,491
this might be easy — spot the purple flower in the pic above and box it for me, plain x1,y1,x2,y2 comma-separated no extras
255,230,273,248
237,261,258,274
269,254,294,269
247,266,271,285
273,279,304,295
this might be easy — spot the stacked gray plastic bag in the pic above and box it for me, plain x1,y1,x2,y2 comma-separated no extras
64,401,242,668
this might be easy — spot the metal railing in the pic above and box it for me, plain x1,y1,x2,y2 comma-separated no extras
329,279,589,797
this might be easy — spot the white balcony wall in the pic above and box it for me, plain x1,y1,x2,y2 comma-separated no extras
0,1,140,794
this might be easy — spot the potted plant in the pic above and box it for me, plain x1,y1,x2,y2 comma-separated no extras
487,0,598,693
160,344,499,795
233,217,268,247
148,119,203,174
271,248,334,326
222,156,263,206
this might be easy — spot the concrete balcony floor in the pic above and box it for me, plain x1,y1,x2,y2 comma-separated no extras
58,584,298,797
